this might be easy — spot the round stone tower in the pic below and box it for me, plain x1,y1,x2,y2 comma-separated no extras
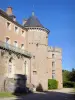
24,12,50,90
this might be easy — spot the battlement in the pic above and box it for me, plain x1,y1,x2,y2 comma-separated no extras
48,46,62,53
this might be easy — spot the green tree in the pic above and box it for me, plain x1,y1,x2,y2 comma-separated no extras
62,70,70,82
69,68,75,82
62,68,75,88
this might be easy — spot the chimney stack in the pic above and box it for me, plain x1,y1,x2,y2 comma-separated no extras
6,7,12,15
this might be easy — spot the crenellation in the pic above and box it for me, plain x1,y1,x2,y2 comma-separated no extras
48,46,62,53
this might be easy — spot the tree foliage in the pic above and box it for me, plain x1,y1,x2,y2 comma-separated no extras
62,68,75,87
62,68,75,82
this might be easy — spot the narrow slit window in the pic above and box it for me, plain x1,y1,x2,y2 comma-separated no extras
33,71,37,75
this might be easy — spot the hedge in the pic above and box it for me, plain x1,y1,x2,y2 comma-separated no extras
63,81,75,88
48,79,58,89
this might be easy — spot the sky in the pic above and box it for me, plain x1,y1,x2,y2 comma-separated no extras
0,0,75,71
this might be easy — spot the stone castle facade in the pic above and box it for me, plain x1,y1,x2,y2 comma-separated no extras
0,7,62,91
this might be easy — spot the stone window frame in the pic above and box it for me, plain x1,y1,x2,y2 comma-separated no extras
5,36,11,44
21,43,24,50
52,61,55,69
21,30,25,37
52,61,56,79
13,40,18,47
14,25,19,34
6,21,11,30
52,73,55,79
33,71,37,75
52,54,55,58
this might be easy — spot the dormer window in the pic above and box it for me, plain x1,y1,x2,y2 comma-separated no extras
15,26,19,33
7,22,11,30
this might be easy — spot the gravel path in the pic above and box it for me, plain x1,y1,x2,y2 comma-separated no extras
48,88,74,94
0,88,74,100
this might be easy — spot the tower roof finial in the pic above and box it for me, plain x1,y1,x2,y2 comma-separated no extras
32,4,35,16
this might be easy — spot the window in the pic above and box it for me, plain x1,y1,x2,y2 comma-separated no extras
52,73,55,79
52,54,55,58
8,58,12,73
52,61,55,79
22,30,25,37
33,71,37,75
7,22,11,30
5,37,10,48
8,63,12,73
13,41,18,47
9,57,13,63
5,37,10,44
15,26,19,33
21,44,24,49
36,43,38,47
33,56,35,59
52,62,55,68
52,70,55,73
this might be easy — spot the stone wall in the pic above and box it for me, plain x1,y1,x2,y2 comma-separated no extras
0,48,31,92
47,46,63,88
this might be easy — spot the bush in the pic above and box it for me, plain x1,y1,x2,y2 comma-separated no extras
48,79,58,89
63,81,75,88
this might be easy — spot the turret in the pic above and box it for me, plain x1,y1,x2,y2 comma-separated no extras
24,12,50,46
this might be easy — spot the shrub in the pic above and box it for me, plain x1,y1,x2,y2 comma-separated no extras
63,81,75,88
48,79,58,89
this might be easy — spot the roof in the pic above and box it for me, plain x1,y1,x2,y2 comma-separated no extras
9,15,16,19
0,9,49,33
24,12,44,28
0,9,26,30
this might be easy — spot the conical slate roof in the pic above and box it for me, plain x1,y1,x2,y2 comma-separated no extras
24,12,44,28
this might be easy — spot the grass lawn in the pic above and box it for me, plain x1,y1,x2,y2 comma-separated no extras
74,88,75,93
0,92,15,98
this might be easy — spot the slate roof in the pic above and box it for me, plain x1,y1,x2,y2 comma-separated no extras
24,13,44,28
9,15,16,19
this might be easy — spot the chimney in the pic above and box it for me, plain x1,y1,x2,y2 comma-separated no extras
6,7,12,15
22,19,27,26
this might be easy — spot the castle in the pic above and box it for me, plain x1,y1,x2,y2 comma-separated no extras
0,7,62,91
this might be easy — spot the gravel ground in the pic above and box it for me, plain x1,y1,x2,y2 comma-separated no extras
48,88,75,94
0,88,74,100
